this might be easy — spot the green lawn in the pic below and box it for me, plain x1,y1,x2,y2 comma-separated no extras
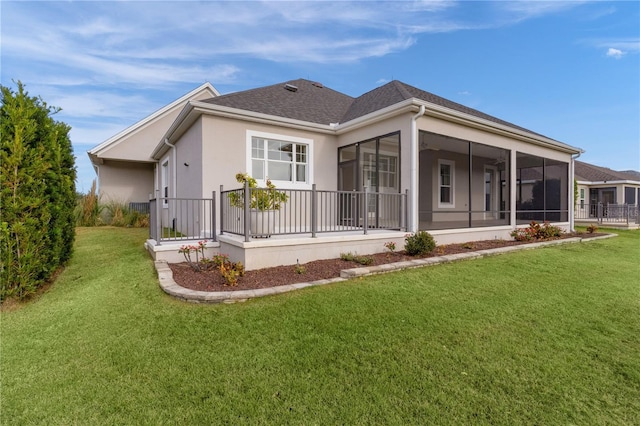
2,227,639,424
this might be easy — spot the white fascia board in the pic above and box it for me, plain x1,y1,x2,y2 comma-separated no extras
151,101,336,160
578,180,640,185
89,82,218,157
333,99,417,134
421,101,582,154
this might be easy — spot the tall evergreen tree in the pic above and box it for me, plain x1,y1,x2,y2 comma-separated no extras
1,82,76,300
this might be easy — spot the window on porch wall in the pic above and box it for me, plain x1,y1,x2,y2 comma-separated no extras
418,131,510,231
515,153,568,223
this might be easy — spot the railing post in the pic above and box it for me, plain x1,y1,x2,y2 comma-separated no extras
404,189,409,231
219,185,224,236
626,204,630,225
155,189,162,245
244,179,251,242
211,191,217,241
311,184,317,238
598,202,603,224
363,186,368,235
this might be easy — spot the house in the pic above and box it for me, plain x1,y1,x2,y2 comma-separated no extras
90,78,584,269
88,82,219,205
574,160,640,227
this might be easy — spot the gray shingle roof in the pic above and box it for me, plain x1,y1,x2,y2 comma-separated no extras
202,78,555,141
341,81,547,137
202,79,353,125
575,160,640,182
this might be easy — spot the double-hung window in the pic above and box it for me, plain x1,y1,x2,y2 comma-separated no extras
248,132,312,187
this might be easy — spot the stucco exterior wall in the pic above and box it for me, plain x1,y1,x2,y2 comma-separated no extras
198,115,339,197
98,160,154,203
175,119,204,199
98,90,214,162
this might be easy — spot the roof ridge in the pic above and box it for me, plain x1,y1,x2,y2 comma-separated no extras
392,80,414,100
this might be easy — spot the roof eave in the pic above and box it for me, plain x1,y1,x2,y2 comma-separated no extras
152,101,336,160
90,82,219,157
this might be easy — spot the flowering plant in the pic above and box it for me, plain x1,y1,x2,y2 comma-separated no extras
178,240,212,271
384,241,396,253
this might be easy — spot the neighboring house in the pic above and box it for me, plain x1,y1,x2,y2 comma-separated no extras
574,160,640,226
88,82,219,205
91,78,584,269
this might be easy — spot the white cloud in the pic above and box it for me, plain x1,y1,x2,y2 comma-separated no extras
376,78,390,85
458,91,471,96
606,48,626,59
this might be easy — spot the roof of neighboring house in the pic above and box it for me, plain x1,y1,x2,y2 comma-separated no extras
202,79,354,125
575,160,640,183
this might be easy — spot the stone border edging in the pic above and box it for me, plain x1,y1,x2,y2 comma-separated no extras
155,233,617,304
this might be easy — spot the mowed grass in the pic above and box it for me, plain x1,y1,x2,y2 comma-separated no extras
1,227,639,424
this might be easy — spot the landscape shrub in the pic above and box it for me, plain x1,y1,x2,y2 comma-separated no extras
510,221,564,242
404,231,436,256
340,252,374,265
586,224,598,234
1,82,76,301
178,245,245,286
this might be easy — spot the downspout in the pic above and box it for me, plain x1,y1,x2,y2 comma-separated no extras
410,104,426,232
569,151,582,232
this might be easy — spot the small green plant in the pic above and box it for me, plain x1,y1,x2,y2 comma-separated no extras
462,242,475,250
586,224,598,234
340,252,374,265
211,253,231,267
404,231,436,256
355,255,374,266
384,241,396,253
340,252,355,262
219,262,241,286
294,259,306,274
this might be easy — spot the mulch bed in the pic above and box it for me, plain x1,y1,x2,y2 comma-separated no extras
169,232,605,293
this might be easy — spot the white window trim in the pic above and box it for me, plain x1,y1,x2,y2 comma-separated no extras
438,159,455,209
246,130,314,189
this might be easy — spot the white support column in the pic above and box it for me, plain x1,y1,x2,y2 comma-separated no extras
410,105,426,232
510,150,517,228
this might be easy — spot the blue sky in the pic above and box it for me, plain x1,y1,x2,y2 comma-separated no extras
2,1,639,192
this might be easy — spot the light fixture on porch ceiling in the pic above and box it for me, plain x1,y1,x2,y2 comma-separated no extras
419,141,440,151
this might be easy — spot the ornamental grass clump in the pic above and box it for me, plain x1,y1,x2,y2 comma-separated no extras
404,231,436,256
